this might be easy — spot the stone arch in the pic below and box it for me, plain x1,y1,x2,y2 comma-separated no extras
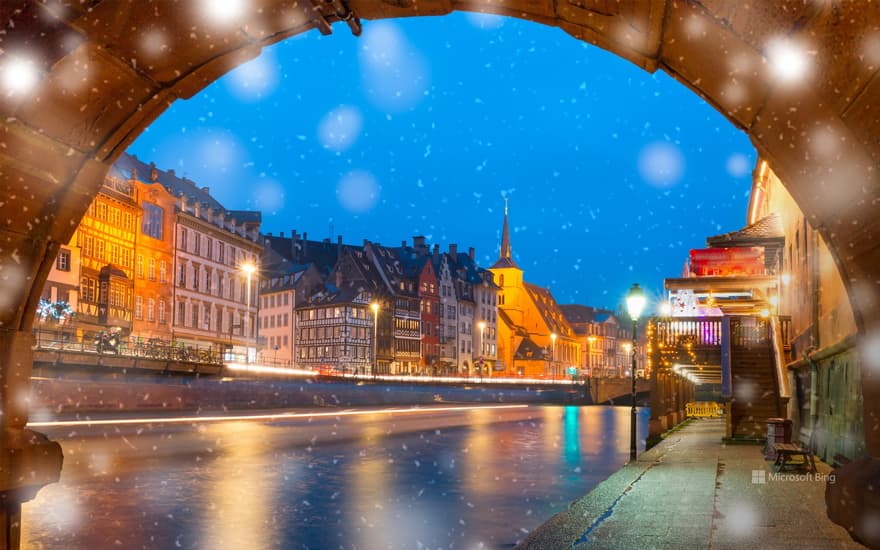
0,0,878,534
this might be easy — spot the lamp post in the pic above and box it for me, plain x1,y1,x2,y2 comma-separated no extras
371,301,379,378
626,283,646,462
550,332,557,380
242,261,256,365
478,320,486,382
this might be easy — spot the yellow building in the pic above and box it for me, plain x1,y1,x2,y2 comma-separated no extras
749,160,864,461
490,202,580,378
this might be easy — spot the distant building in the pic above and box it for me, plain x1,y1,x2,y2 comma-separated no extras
129,163,177,342
559,305,639,378
116,154,262,359
67,171,138,336
490,201,579,377
397,237,442,375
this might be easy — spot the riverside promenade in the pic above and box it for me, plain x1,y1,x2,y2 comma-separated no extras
519,418,863,549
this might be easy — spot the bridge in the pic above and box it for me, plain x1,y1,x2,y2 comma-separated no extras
1,2,879,547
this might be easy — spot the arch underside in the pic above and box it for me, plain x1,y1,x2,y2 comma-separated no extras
0,0,878,534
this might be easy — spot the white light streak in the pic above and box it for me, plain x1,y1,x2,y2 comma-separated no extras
27,404,529,428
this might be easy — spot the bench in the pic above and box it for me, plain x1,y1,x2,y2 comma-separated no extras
773,427,817,473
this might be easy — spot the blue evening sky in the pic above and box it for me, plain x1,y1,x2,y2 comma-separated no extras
130,13,755,312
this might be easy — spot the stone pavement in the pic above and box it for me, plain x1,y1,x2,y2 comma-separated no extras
518,418,863,549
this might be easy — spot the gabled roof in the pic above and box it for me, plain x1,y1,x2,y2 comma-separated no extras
305,280,371,307
560,304,618,326
515,337,546,360
263,234,354,276
706,213,784,247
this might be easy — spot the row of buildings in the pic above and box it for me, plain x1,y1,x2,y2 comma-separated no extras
39,154,643,377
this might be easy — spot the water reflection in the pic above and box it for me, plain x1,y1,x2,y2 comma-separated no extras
23,406,649,548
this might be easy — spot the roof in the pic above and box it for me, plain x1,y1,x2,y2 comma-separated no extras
560,304,618,326
305,280,371,307
706,213,784,247
525,283,575,338
262,234,354,276
115,153,260,222
515,337,546,360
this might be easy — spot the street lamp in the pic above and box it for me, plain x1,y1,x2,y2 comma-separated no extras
478,320,486,382
371,301,379,378
550,332,557,380
626,283,647,462
241,261,256,365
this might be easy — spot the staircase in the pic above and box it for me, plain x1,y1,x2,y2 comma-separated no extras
729,345,779,438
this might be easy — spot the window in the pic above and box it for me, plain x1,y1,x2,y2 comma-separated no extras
135,296,143,320
141,202,164,240
80,277,97,302
204,307,211,330
147,298,155,322
177,301,185,325
178,227,187,249
191,304,199,328
206,237,213,260
95,240,105,261
194,234,200,255
148,258,156,281
158,300,166,324
56,249,71,272
81,234,93,257
136,255,144,279
159,261,167,283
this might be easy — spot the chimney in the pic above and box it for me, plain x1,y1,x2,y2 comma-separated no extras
280,231,284,238
291,230,299,262
201,186,210,194
150,163,158,182
267,232,273,237
337,235,343,245
468,247,475,261
402,240,407,248
413,236,426,249
337,235,343,257
168,169,175,177
449,244,457,258
302,232,308,257
433,244,439,263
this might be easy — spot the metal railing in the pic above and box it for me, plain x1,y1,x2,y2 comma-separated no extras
686,402,725,418
32,328,222,365
653,318,723,348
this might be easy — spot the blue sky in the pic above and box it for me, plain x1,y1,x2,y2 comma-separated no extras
130,12,755,312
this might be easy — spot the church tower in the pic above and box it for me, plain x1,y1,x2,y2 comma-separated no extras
490,198,524,326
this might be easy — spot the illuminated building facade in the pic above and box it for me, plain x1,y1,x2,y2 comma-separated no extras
490,202,579,377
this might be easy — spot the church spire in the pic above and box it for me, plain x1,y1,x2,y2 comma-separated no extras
500,197,511,260
491,198,520,269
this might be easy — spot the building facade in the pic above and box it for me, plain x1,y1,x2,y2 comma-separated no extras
490,202,580,378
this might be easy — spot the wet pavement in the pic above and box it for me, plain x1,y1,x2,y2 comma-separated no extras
519,418,863,549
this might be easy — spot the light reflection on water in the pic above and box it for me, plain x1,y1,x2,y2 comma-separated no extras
23,406,649,549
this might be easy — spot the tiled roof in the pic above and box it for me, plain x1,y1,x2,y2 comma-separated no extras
706,213,784,246
524,283,575,338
